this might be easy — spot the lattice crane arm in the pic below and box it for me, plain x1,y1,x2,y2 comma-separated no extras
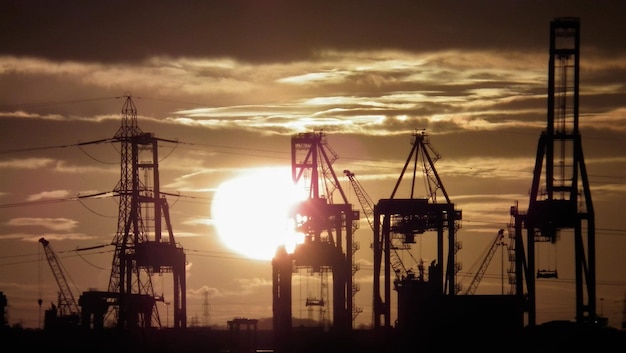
39,237,80,316
344,170,409,279
343,170,375,229
464,229,505,295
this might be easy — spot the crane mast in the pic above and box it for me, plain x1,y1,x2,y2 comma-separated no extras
39,237,80,318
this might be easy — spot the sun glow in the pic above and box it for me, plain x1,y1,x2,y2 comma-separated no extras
211,167,307,261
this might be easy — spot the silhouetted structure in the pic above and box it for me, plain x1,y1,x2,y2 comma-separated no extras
71,96,187,330
273,131,360,352
354,131,522,343
228,318,258,353
511,16,597,326
0,291,7,327
462,229,507,295
107,96,187,329
372,131,463,334
38,238,81,329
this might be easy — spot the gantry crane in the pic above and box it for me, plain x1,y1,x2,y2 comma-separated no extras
372,130,463,332
39,237,81,328
511,17,596,326
273,131,360,352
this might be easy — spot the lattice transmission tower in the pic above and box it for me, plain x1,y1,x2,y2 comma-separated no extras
103,95,186,329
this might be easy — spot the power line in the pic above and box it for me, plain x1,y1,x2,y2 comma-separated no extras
0,96,119,109
0,245,262,267
2,135,624,184
0,197,79,208
0,143,88,154
0,190,211,209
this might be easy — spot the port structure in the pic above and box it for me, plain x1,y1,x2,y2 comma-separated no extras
511,17,596,326
272,131,359,351
76,96,187,330
372,130,462,332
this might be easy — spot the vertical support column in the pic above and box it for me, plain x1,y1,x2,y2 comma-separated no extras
272,248,292,353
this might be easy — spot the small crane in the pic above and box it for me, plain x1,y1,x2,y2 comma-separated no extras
344,170,411,281
39,237,81,327
463,229,506,295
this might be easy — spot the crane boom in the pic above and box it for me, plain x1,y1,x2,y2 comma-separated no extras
344,170,408,279
464,229,505,295
343,170,375,229
39,237,80,316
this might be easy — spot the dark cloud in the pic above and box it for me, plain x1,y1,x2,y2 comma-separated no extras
2,0,624,63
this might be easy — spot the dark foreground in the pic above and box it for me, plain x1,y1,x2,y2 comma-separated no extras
3,322,626,353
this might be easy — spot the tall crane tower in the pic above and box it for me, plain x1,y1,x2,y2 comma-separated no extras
273,131,359,352
511,17,596,326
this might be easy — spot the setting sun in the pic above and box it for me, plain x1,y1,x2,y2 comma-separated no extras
211,166,307,261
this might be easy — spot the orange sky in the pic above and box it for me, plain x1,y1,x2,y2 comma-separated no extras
1,1,625,330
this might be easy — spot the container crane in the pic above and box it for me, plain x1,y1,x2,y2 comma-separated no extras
39,237,81,328
463,229,505,295
372,131,463,331
511,17,596,326
273,131,359,352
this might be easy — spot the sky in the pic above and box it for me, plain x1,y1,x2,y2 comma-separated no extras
1,0,626,330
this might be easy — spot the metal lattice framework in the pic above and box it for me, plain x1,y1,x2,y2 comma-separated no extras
98,96,186,329
273,131,359,351
372,130,462,330
511,17,596,326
